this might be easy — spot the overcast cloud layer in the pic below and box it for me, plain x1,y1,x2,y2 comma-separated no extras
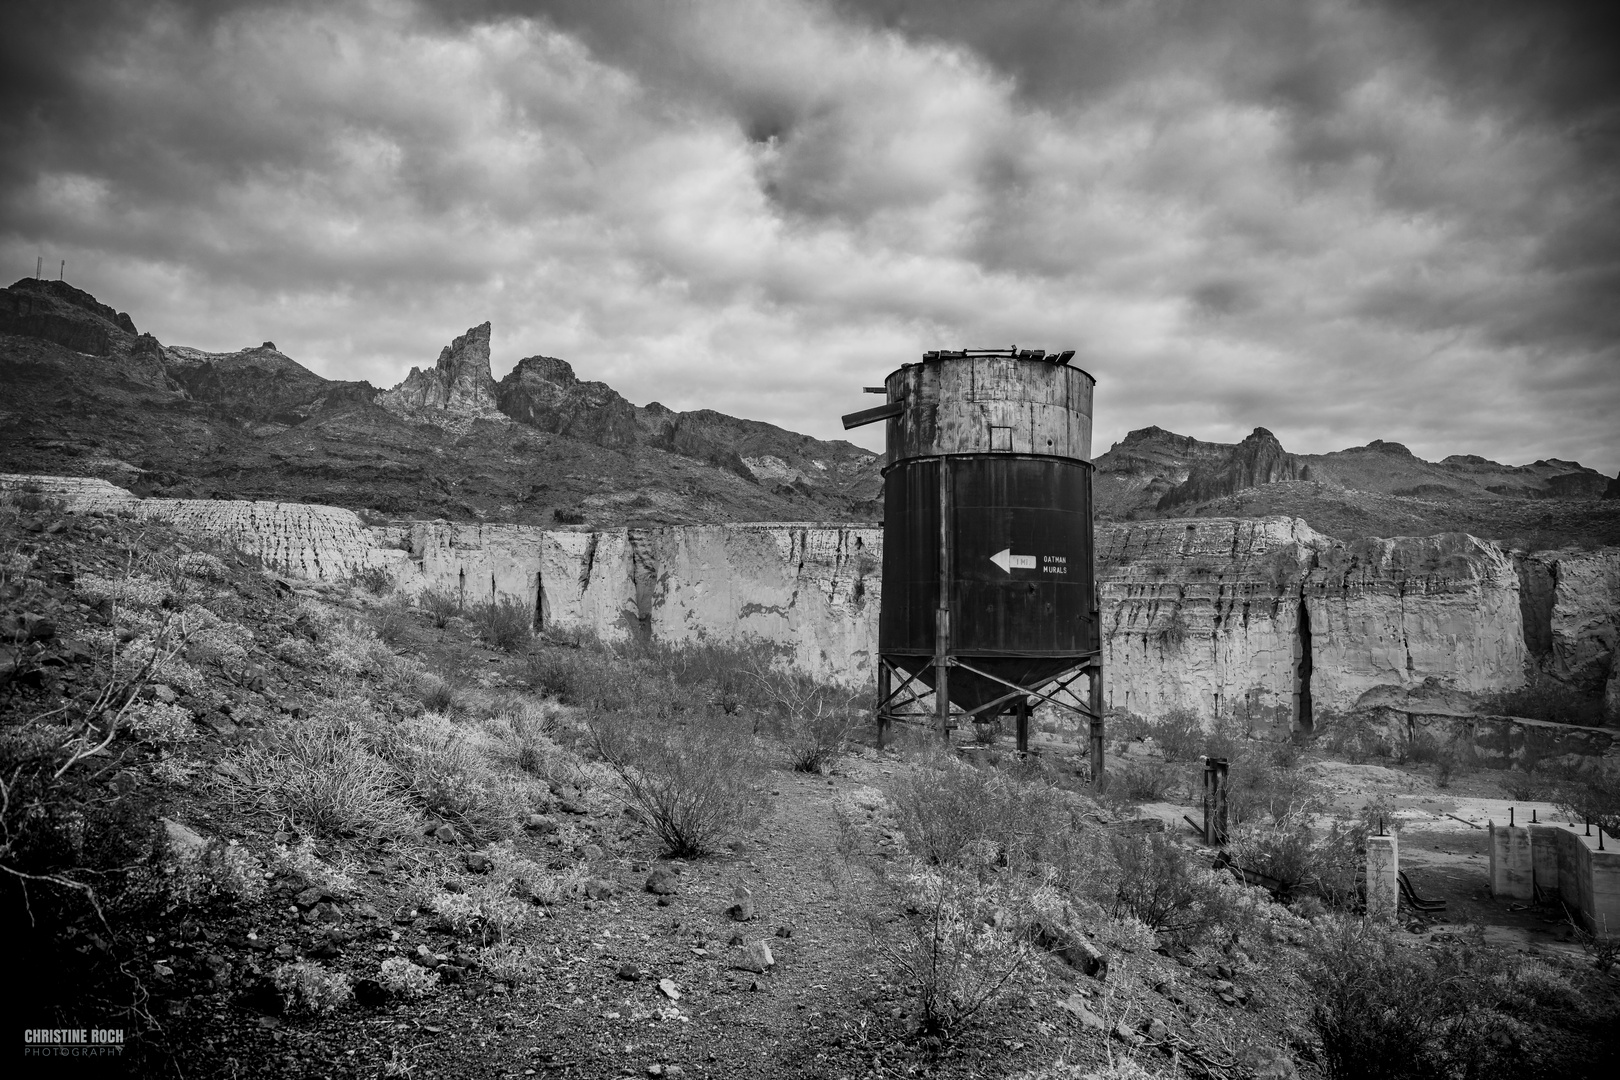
3,0,1616,472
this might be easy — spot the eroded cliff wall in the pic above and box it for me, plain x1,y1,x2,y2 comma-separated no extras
7,474,1613,718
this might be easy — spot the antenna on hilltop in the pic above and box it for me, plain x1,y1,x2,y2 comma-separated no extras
59,260,64,281
36,256,42,279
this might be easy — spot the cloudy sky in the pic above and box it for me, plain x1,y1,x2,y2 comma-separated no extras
3,0,1616,473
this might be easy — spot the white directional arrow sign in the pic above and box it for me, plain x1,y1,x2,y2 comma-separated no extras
989,548,1037,574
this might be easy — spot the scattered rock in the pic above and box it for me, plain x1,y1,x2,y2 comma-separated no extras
727,933,744,947
658,978,680,1001
616,964,642,982
774,926,793,939
294,886,325,909
1144,1018,1168,1041
161,818,210,861
1113,1021,1144,1047
354,979,388,1007
151,683,178,704
1242,1047,1299,1079
557,798,589,815
464,851,493,874
733,941,774,974
584,878,618,901
1057,995,1106,1030
307,902,343,925
645,867,679,896
525,814,558,834
431,823,461,844
727,885,755,922
1031,922,1108,979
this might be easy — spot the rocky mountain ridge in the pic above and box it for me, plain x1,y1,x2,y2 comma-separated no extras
0,278,879,526
1,276,1615,544
1095,424,1619,545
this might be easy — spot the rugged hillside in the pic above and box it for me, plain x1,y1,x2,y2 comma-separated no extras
1096,426,1620,546
0,278,879,526
5,274,1614,544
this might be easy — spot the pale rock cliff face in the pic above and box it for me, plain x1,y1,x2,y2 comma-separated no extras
378,322,500,416
1307,533,1527,712
11,474,1614,721
397,523,881,684
1098,517,1318,729
2,475,400,581
1098,520,1532,730
1546,550,1620,711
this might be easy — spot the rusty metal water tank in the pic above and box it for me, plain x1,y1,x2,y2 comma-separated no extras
843,348,1104,765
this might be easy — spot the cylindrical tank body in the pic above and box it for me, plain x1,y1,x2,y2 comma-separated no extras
877,353,1098,713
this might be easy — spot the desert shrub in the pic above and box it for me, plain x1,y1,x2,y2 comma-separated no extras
176,550,230,581
1223,750,1325,828
378,957,439,999
884,857,1035,1037
124,700,199,743
587,711,765,857
477,944,548,985
415,860,542,944
1153,705,1204,762
1228,810,1361,900
346,564,395,596
1111,763,1177,803
749,665,862,772
889,758,1069,871
1553,768,1620,838
1271,739,1301,769
274,962,353,1016
370,595,412,646
160,837,267,909
472,598,532,652
1108,832,1231,937
1500,769,1551,801
1106,708,1150,742
322,619,397,678
1434,749,1458,788
366,712,527,842
415,672,460,714
524,645,631,709
216,720,415,838
483,699,558,777
1306,920,1514,1080
418,588,461,628
633,639,782,713
552,506,587,525
272,837,358,896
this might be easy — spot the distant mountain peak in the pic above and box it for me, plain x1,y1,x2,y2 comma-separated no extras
378,322,499,416
1155,425,1307,511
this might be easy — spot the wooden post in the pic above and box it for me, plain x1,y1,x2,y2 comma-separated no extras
1202,757,1229,845
1015,698,1030,753
876,662,891,749
935,458,953,742
1087,661,1105,783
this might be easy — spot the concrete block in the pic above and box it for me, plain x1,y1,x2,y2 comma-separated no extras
1488,823,1534,901
1366,833,1399,919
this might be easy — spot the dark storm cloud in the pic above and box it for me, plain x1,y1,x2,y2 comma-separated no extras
1,0,1615,474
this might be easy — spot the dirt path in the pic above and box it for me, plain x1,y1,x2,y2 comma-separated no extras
370,755,913,1079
